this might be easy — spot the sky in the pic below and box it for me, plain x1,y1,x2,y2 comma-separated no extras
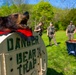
0,0,76,9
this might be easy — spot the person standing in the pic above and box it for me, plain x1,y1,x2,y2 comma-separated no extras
47,22,57,46
34,22,43,36
66,21,76,40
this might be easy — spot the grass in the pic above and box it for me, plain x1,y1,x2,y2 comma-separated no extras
42,31,76,75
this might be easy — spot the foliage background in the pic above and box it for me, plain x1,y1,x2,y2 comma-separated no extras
0,1,76,31
0,1,76,75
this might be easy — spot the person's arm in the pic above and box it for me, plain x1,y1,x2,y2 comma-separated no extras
73,25,76,34
66,29,68,36
66,25,69,36
73,30,76,34
34,26,41,32
34,28,41,32
47,28,49,36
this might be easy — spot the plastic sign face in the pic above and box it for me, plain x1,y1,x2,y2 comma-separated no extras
0,32,47,75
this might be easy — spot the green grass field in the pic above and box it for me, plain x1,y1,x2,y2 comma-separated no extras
42,31,76,75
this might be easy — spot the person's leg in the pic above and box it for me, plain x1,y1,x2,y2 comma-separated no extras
70,33,74,40
52,35,58,45
48,36,52,45
68,33,71,40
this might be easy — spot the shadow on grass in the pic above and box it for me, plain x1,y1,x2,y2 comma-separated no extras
57,42,61,44
46,42,61,47
47,68,64,75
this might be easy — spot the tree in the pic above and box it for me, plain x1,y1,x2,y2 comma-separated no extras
2,0,30,13
61,8,76,30
52,7,70,30
31,1,54,30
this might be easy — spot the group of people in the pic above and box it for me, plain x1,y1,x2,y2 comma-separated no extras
34,21,76,46
34,21,58,46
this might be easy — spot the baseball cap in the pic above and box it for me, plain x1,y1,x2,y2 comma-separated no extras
70,21,73,23
50,22,53,24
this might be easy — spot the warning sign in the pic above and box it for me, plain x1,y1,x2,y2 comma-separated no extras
0,32,47,75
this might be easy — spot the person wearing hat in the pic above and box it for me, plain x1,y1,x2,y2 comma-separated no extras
47,22,57,46
66,21,76,40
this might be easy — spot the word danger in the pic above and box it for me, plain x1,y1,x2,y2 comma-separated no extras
7,36,39,51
